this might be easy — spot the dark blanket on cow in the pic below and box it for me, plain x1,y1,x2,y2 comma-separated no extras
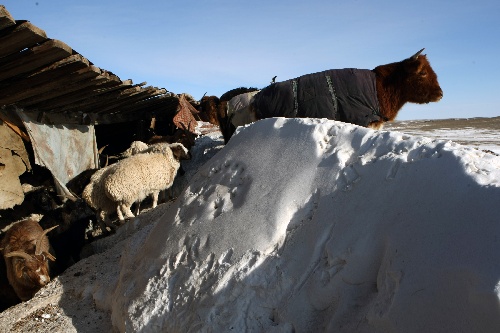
252,68,382,127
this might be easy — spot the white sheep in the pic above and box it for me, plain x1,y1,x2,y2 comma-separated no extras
117,141,149,158
82,164,120,231
103,143,190,220
82,141,156,229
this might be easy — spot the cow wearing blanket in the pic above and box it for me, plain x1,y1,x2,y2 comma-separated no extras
209,48,443,143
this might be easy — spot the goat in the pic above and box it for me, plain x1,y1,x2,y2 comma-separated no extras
38,197,96,276
0,219,57,301
210,49,442,143
147,121,198,151
103,143,191,221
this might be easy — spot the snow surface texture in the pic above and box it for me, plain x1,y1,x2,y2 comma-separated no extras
108,118,500,332
2,118,500,332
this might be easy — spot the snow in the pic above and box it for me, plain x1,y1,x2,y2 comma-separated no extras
101,118,500,331
2,117,500,332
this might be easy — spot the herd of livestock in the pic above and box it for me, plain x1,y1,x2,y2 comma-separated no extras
0,49,443,311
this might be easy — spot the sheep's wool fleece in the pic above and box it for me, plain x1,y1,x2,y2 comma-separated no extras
252,68,382,126
103,152,178,203
82,165,118,214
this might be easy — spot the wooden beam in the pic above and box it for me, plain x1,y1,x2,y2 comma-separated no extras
19,72,121,109
0,54,91,103
0,21,47,58
22,109,145,126
1,65,103,105
48,85,141,114
0,5,15,30
0,39,73,82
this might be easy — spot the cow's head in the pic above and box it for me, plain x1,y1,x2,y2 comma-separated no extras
401,48,443,104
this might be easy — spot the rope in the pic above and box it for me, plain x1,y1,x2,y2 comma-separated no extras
325,75,338,120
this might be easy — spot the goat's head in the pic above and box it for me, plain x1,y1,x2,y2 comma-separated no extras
169,143,191,161
2,225,57,300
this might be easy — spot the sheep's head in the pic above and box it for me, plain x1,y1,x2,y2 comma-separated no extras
169,143,191,161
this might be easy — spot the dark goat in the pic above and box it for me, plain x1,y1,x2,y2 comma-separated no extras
207,49,442,143
0,186,59,229
38,198,96,276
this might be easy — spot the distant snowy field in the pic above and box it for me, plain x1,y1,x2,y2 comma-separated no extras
385,116,500,155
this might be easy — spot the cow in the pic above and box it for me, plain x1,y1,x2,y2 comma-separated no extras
207,49,443,143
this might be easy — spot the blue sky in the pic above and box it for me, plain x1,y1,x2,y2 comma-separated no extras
3,0,499,120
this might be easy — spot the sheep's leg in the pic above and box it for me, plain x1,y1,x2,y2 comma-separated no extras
134,201,141,216
151,191,160,208
120,203,135,219
98,210,116,234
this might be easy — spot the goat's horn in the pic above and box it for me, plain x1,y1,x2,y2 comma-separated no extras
98,145,109,154
44,251,56,262
59,193,77,202
411,48,425,60
4,251,32,261
35,225,58,255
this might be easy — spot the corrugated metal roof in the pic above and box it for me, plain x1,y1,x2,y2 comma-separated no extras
0,5,183,126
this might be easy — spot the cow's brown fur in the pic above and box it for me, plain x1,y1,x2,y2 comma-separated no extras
370,50,443,128
202,50,442,142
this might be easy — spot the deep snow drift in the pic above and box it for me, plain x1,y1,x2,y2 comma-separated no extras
2,118,500,332
107,118,500,332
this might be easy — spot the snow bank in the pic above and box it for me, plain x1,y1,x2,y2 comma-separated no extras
100,118,500,332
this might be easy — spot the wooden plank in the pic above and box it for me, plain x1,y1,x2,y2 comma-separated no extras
19,73,121,109
0,22,47,58
93,87,164,114
28,70,125,110
1,65,103,105
0,5,15,30
0,39,73,82
106,89,171,115
45,84,144,115
0,54,90,103
30,79,134,115
22,108,145,126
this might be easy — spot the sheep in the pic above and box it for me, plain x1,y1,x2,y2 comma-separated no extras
103,143,191,221
0,219,57,301
117,140,149,159
81,141,150,231
82,164,121,232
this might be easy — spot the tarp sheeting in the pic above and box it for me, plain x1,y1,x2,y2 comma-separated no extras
252,68,382,127
228,90,260,127
0,122,31,209
17,110,99,200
